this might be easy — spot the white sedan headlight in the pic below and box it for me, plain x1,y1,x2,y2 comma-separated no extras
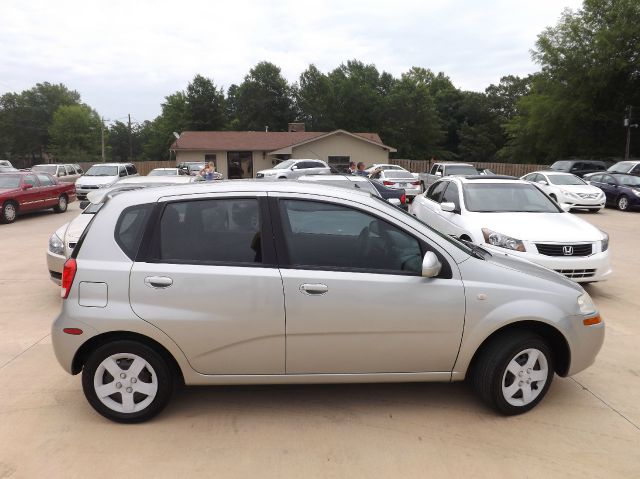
563,190,579,199
48,233,64,255
633,190,640,197
600,231,609,252
482,228,526,252
577,292,597,315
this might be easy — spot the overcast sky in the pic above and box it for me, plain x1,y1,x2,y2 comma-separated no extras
1,0,583,124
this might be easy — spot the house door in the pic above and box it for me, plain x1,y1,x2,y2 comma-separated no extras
227,151,253,179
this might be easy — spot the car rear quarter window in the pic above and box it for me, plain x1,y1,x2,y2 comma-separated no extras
156,198,262,264
115,204,154,260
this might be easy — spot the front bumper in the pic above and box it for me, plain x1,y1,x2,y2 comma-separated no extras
561,196,605,209
485,246,612,283
46,250,66,285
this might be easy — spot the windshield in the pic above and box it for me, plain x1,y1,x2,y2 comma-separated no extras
463,183,561,213
447,165,478,175
148,169,176,176
617,175,640,186
85,165,118,176
33,165,57,174
385,171,414,179
609,162,634,173
547,174,586,186
273,160,296,170
550,161,572,170
0,175,21,188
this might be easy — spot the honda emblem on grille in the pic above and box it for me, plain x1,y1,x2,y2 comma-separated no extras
563,245,574,256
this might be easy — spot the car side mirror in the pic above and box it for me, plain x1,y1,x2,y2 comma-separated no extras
537,180,548,185
22,183,33,190
422,252,442,278
388,198,401,206
435,171,442,177
440,202,456,213
291,165,298,170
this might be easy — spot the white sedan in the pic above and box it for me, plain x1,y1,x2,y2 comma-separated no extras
148,168,190,176
521,171,605,212
409,176,611,283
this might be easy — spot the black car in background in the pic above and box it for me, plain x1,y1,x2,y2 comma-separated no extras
368,180,407,208
549,160,607,177
585,172,640,211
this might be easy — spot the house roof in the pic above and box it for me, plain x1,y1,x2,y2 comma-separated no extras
170,130,395,153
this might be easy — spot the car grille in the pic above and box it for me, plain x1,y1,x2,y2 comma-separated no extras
535,243,593,256
576,193,599,199
80,185,99,190
555,268,596,279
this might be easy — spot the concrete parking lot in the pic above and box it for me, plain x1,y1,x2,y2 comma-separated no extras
0,204,638,478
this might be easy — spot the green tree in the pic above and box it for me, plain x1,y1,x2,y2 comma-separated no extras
234,62,294,131
295,64,336,131
185,74,227,130
142,92,188,160
48,104,101,162
502,0,640,162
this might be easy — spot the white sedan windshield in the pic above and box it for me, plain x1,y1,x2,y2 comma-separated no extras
463,183,561,213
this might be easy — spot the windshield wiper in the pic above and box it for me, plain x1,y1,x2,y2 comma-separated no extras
458,238,492,260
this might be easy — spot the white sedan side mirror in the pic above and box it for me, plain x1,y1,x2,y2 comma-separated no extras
441,202,456,212
422,251,442,278
388,198,401,206
537,180,548,185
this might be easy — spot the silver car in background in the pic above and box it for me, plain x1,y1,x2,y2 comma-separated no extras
52,181,603,423
370,169,422,200
256,159,331,179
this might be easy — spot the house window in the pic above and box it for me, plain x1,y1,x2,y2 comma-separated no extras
204,154,217,169
227,151,253,179
327,156,351,173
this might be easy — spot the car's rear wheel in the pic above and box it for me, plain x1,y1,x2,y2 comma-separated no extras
53,195,68,213
1,201,18,224
617,195,629,211
82,340,174,423
472,332,554,415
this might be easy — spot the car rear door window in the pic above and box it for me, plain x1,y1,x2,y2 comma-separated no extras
589,174,602,183
65,165,75,175
36,174,54,186
278,199,423,274
157,198,262,264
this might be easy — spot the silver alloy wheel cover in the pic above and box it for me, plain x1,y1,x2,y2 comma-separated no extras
93,353,159,414
4,203,16,221
501,348,549,407
619,197,628,210
59,196,67,209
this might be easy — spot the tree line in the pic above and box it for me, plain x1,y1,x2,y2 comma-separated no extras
1,0,638,166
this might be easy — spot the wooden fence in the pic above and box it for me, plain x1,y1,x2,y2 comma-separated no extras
389,159,550,177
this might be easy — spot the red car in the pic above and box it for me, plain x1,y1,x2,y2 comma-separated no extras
0,171,76,224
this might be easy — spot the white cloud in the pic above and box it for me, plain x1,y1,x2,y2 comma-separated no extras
0,0,582,121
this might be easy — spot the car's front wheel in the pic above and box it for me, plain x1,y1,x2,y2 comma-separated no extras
82,340,174,423
472,332,554,415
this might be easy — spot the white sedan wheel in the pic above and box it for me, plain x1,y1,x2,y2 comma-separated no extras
501,348,549,407
93,353,158,414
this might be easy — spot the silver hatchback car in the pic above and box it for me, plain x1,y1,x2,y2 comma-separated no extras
52,181,604,423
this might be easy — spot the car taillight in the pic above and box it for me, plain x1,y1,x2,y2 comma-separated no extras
61,258,77,299
411,181,420,186
400,193,406,204
383,181,394,186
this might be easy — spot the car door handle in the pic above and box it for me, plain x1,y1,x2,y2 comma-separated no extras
144,276,173,288
299,283,328,295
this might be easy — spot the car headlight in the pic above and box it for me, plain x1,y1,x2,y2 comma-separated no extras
577,292,597,315
48,233,64,255
481,228,526,252
633,190,640,197
563,191,578,199
600,231,609,252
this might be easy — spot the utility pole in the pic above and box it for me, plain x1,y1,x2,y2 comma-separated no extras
128,113,133,160
101,117,105,162
624,105,633,161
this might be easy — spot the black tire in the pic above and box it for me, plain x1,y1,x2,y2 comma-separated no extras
420,181,426,193
1,201,18,224
472,331,554,415
82,340,174,423
53,195,68,213
617,195,629,211
278,176,287,180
